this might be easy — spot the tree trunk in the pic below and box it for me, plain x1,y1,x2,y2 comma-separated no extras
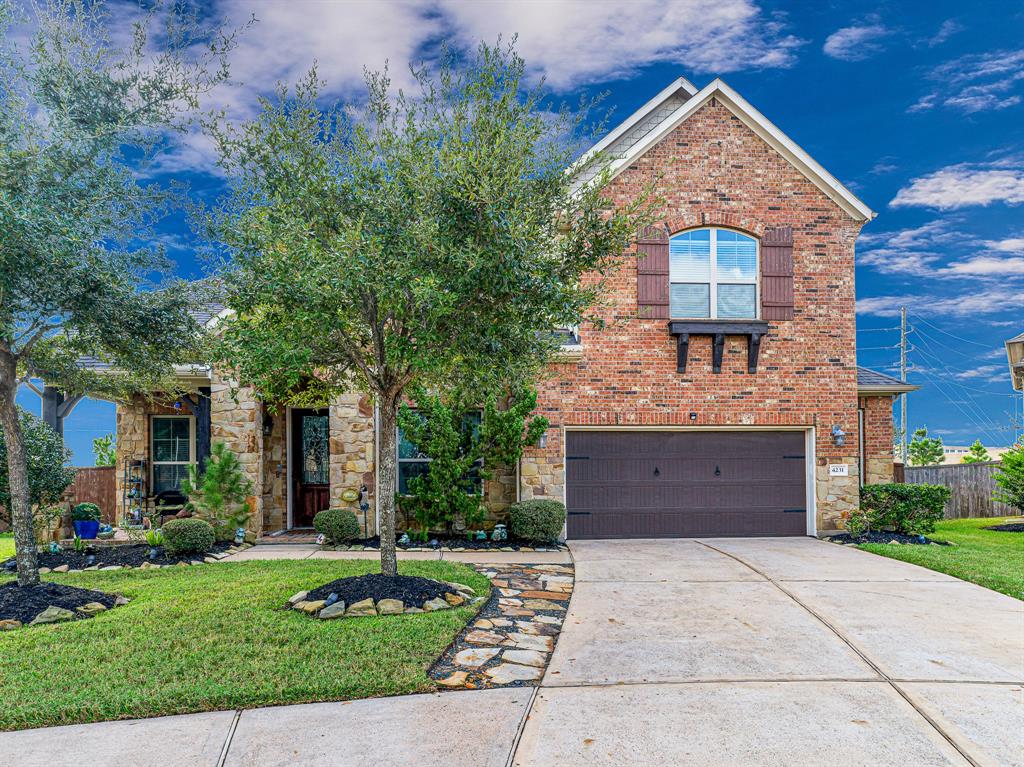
376,394,400,578
0,353,40,586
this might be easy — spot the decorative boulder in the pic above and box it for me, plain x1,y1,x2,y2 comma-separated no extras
376,598,404,615
318,602,347,620
30,606,75,625
345,598,377,617
422,597,450,612
75,602,108,617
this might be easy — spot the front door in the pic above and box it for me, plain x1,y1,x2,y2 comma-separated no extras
291,409,330,528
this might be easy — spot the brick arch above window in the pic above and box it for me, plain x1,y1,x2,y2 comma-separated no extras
665,212,767,239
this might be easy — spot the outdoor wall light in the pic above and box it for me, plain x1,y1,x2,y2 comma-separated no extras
831,425,846,447
537,432,548,449
262,413,274,437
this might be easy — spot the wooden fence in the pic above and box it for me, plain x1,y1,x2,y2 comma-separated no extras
64,466,117,525
904,462,1013,519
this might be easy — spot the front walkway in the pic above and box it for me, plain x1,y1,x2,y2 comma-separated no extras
4,538,1021,766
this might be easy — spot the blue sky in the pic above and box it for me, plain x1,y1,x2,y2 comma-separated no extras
19,0,1024,462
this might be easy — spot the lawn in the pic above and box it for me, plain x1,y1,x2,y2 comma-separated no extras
858,516,1024,600
0,534,12,561
0,559,490,731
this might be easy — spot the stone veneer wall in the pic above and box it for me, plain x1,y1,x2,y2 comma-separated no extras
861,395,896,486
260,409,287,533
209,369,264,534
328,392,376,535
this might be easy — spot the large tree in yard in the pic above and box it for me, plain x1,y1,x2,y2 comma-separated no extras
212,44,652,576
0,1,233,585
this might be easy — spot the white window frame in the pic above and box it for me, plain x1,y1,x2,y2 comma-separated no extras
396,410,484,497
150,415,195,495
670,227,760,320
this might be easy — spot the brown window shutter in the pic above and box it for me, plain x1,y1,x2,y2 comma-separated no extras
636,225,669,319
761,226,794,321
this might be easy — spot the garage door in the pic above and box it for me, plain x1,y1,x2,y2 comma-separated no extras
565,431,807,539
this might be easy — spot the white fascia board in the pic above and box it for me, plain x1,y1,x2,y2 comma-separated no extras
596,78,876,223
206,307,236,329
570,76,698,175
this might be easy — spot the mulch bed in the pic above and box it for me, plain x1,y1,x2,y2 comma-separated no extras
340,535,565,551
1,540,234,571
827,531,950,546
306,573,454,609
0,581,118,624
983,522,1024,532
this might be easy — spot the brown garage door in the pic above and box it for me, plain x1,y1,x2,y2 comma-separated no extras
566,431,807,539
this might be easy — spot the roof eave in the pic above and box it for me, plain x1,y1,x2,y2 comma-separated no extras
858,383,919,395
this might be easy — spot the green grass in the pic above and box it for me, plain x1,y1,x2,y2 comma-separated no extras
0,559,490,731
858,517,1024,600
0,534,12,561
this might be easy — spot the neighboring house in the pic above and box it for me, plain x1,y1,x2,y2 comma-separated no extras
108,77,915,539
1006,332,1024,391
941,445,1010,465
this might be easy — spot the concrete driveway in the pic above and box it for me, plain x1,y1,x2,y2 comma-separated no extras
515,537,1024,767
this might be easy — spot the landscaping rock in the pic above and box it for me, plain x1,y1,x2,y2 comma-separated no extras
502,649,547,667
522,598,565,611
299,600,326,614
422,597,450,612
485,663,543,684
504,632,553,652
444,592,466,607
436,671,469,688
445,582,475,596
204,557,219,564
52,564,70,573
75,602,108,617
465,629,505,645
38,568,51,575
114,595,130,606
345,598,377,617
454,647,500,667
30,606,75,625
0,619,23,631
535,615,562,625
100,565,122,571
318,601,347,620
473,619,494,629
287,590,309,607
376,598,404,615
404,607,423,613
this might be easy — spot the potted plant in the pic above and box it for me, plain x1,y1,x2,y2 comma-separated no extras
71,502,102,539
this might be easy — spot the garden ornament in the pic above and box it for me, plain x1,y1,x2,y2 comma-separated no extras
491,524,508,542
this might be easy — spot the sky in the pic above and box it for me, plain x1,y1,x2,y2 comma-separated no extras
17,0,1024,463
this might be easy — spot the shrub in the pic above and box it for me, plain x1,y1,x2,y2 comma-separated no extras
71,502,101,521
860,483,950,535
509,500,566,543
162,518,215,556
840,507,870,538
0,407,76,519
181,442,254,541
993,441,1024,514
314,508,360,544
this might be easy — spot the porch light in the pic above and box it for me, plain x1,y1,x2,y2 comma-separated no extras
831,425,846,447
537,432,548,449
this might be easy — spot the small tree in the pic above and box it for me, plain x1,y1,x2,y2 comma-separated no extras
993,441,1024,514
0,407,76,524
960,440,991,464
181,442,254,540
397,386,548,536
212,43,651,576
0,1,236,585
908,427,944,467
92,434,116,467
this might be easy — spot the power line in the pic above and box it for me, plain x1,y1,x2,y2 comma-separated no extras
910,313,996,349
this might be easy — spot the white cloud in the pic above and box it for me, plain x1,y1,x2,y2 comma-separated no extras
438,0,804,91
911,48,1024,113
926,19,963,47
942,255,1024,276
858,219,960,275
891,163,1024,209
857,287,1024,317
823,22,891,61
953,364,1006,380
984,237,1024,253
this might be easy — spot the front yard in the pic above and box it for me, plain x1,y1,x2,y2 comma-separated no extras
0,559,490,731
0,534,13,561
858,517,1024,600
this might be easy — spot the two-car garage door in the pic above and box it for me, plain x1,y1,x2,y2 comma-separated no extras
565,431,808,539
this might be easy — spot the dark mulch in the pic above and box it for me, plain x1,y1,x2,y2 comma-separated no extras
345,535,563,551
0,581,118,624
1,540,234,572
828,531,950,546
305,573,456,608
983,522,1024,532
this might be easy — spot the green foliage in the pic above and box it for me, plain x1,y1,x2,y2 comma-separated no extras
210,41,653,575
840,507,870,538
145,528,165,547
397,387,548,534
71,502,101,522
960,439,992,464
92,434,116,467
508,500,567,543
181,442,254,541
908,427,944,467
72,535,85,553
0,407,76,516
161,518,215,556
313,508,361,544
993,441,1024,513
860,483,951,535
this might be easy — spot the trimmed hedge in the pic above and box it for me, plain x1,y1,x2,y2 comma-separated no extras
162,518,216,556
314,508,360,544
71,502,101,521
860,483,950,535
509,500,566,543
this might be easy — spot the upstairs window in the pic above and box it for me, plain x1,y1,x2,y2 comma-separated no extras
670,228,759,319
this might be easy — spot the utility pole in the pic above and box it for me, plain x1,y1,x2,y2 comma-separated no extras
900,306,908,463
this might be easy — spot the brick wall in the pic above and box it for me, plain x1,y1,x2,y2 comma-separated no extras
522,99,865,533
861,395,896,485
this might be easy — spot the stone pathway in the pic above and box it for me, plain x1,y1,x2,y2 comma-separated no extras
429,563,575,689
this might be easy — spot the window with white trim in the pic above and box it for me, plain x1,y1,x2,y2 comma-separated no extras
151,416,194,494
397,411,483,495
670,228,759,319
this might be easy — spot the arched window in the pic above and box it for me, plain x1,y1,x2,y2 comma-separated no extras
669,228,758,319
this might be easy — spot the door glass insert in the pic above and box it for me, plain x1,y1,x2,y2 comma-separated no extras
301,414,329,484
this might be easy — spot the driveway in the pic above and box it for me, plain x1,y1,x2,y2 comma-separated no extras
5,538,1022,766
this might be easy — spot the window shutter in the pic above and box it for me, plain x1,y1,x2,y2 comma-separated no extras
761,226,794,321
636,225,669,319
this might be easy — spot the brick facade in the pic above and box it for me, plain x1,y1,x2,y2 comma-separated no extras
861,395,896,485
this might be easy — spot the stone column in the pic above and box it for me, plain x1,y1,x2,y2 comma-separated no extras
329,391,376,535
209,369,264,535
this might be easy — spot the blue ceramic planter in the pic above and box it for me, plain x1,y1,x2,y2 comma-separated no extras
73,519,100,539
